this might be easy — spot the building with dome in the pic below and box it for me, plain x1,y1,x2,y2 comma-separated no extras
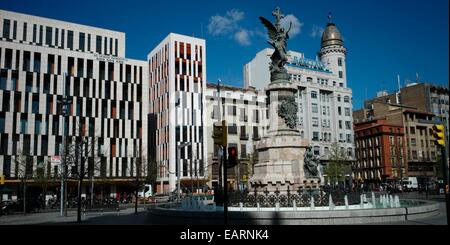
242,16,355,184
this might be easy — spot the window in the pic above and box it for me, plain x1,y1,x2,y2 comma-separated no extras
67,30,74,50
312,103,318,113
411,138,416,146
313,146,320,156
337,95,341,102
39,25,43,45
4,49,12,69
0,112,5,133
307,77,313,82
339,71,343,78
345,121,351,130
228,124,237,135
312,117,319,127
2,19,10,39
339,120,342,129
0,70,7,90
344,96,350,103
410,127,415,134
412,151,418,160
346,134,352,143
338,106,342,115
61,29,65,48
312,132,319,141
338,58,343,66
34,52,41,72
311,91,317,99
227,106,236,116
45,26,52,46
21,115,28,134
79,32,85,51
253,109,259,123
241,144,247,158
345,107,350,116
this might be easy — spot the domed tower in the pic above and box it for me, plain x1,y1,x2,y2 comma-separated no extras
318,13,347,87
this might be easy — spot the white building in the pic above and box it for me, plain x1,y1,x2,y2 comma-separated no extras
0,9,209,198
204,83,267,188
243,19,355,161
147,33,207,193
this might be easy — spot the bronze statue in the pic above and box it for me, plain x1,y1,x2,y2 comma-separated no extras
260,7,292,77
304,146,320,178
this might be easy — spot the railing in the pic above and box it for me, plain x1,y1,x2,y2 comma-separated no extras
240,134,249,140
227,187,363,208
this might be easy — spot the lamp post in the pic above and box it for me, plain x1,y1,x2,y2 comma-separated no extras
177,142,191,201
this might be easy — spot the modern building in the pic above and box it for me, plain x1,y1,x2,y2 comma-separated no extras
204,82,267,190
353,119,407,185
0,10,206,200
147,33,207,193
354,101,441,187
243,18,355,162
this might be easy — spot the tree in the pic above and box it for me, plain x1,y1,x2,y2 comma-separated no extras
323,142,352,188
14,150,33,214
132,145,151,214
64,125,102,223
33,160,57,209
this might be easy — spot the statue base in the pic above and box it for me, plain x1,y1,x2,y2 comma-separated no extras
249,131,324,194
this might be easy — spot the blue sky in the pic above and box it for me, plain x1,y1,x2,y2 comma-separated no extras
1,0,448,109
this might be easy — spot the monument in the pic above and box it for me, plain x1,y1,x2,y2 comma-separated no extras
249,7,323,192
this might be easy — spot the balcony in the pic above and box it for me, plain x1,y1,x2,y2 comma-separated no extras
417,119,439,124
240,134,249,140
253,135,261,141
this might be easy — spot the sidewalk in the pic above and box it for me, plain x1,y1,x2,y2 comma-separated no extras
0,207,147,225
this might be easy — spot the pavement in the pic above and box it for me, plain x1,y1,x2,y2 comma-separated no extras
0,192,447,225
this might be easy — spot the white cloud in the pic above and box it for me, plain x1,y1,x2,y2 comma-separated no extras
280,14,303,38
234,29,251,46
310,25,324,38
207,9,244,36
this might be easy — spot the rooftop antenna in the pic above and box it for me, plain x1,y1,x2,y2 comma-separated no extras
416,72,420,83
396,74,401,104
328,11,333,24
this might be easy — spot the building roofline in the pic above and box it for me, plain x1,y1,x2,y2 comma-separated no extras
0,9,125,35
206,82,260,93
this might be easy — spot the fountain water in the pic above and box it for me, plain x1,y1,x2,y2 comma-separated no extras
344,195,349,209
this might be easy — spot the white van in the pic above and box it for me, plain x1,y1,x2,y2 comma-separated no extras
138,184,153,198
403,177,418,191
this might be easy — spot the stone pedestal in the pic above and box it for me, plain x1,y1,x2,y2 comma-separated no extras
249,81,322,193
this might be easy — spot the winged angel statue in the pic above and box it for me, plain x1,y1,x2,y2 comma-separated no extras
259,7,292,75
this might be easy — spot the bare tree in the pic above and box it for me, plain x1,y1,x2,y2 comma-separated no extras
33,159,57,209
14,150,33,214
64,124,102,223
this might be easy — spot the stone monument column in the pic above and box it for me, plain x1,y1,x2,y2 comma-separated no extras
249,7,322,193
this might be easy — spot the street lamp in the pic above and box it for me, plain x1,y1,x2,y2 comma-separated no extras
177,142,191,201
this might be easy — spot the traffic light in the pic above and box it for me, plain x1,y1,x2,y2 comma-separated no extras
227,146,238,168
432,124,446,147
213,120,227,147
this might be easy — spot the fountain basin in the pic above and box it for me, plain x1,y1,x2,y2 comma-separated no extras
147,199,440,225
